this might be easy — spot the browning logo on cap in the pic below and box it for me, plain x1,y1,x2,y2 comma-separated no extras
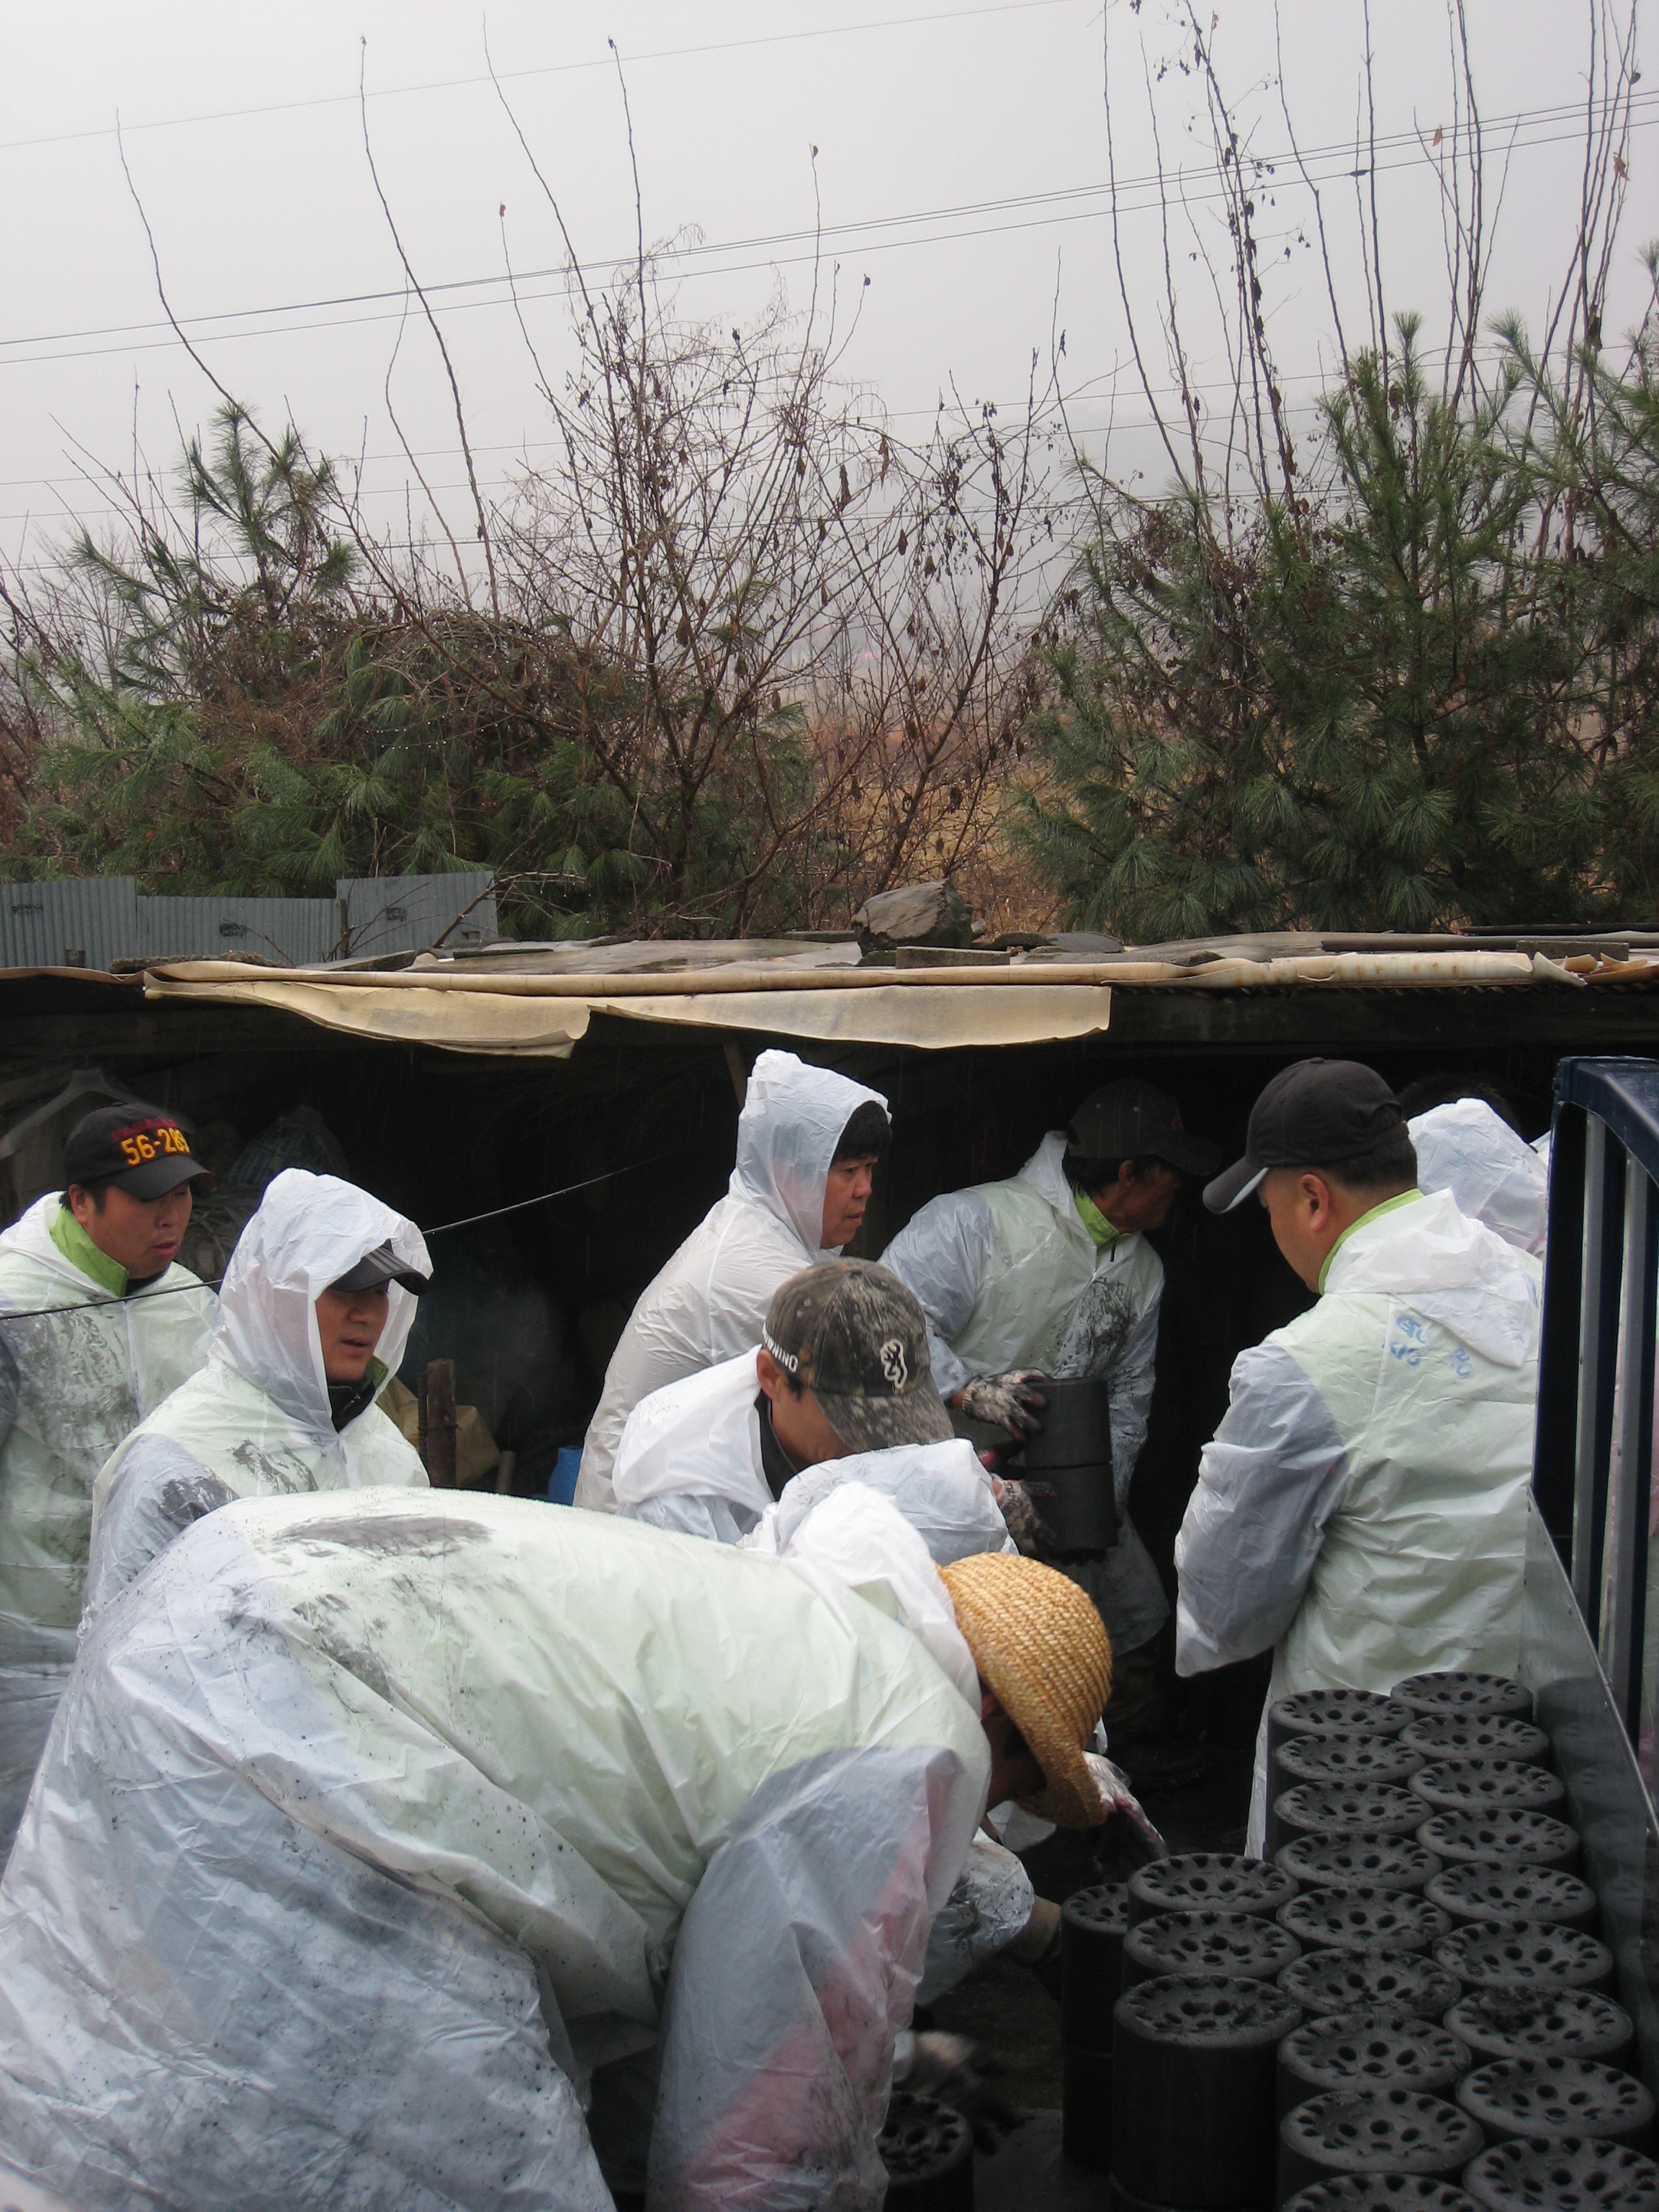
759,1327,800,1375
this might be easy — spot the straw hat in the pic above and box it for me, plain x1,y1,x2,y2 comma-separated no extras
939,1552,1113,1829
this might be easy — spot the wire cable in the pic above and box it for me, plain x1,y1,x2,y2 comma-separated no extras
0,0,1081,158
0,1144,700,1319
1,89,1649,366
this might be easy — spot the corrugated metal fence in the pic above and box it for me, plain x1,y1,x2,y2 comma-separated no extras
0,878,137,971
138,897,340,966
336,874,496,957
0,874,498,971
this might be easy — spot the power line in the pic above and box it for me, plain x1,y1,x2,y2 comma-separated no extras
1,87,1647,367
0,114,1642,395
0,0,1080,158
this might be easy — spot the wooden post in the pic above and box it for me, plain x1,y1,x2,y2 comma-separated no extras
421,1359,458,1489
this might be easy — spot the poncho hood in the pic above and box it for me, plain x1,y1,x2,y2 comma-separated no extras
1326,1186,1541,1370
211,1170,431,1437
729,1050,889,1256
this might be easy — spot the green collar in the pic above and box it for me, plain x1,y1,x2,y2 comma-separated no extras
1317,1188,1424,1294
1074,1186,1128,1251
50,1200,130,1296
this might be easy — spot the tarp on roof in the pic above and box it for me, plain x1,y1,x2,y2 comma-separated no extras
114,940,1659,1058
140,962,1118,1056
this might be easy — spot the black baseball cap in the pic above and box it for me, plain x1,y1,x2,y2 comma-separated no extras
328,1241,431,1296
1066,1080,1220,1180
1205,1059,1406,1213
761,1258,953,1452
62,1105,214,1201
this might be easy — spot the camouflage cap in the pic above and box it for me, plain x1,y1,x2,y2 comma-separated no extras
762,1258,953,1454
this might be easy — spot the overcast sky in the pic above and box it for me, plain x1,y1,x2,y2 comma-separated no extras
2,0,1652,580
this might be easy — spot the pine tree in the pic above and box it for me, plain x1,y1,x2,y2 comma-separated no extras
1015,320,1627,937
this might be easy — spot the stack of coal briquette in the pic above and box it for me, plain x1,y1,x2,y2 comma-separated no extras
1050,1671,1659,2212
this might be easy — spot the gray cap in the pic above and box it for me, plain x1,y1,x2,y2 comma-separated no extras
762,1259,953,1453
1067,1080,1220,1179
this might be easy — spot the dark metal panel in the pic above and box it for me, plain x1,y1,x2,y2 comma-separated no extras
1104,987,1659,1053
1559,1057,1659,1178
1534,1100,1587,1558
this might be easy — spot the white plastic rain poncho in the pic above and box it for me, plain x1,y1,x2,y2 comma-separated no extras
613,1360,1027,2002
1408,1099,1549,1256
747,1476,1037,2000
83,1169,430,1627
612,1348,1012,1560
1174,1187,1542,1853
881,1131,1169,1652
0,1488,987,2212
577,1051,888,1512
0,1194,214,1859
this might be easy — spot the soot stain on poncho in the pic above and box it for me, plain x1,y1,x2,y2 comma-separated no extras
279,1513,491,1557
1053,1272,1137,1380
158,1470,235,1527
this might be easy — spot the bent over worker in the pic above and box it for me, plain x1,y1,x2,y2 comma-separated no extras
611,1256,1013,1558
613,1258,1049,2001
1174,1059,1542,1856
0,1104,215,1859
83,1168,431,1624
881,1079,1218,1700
0,1492,1112,2211
577,1047,890,1511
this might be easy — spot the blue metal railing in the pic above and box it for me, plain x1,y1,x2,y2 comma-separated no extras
1534,1056,1659,1746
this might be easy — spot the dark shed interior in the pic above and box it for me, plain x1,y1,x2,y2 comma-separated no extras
4,966,1652,1645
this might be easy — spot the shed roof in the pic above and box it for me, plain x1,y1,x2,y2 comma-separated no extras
122,932,1659,1058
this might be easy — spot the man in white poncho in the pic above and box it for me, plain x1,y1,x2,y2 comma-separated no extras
0,1493,1113,2211
1176,1061,1542,1855
577,1049,890,1511
881,1079,1220,1720
0,1103,215,1860
1395,1079,1550,1257
611,1257,1015,1559
82,1168,431,1624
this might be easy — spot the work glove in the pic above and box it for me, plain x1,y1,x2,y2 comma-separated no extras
956,1370,1047,1437
1083,1751,1169,1863
991,1475,1058,1560
893,2031,1018,2150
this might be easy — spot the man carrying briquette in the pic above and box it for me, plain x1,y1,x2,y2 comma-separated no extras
609,1256,1014,1560
611,1256,1054,2005
1174,1058,1542,1854
881,1079,1219,1733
